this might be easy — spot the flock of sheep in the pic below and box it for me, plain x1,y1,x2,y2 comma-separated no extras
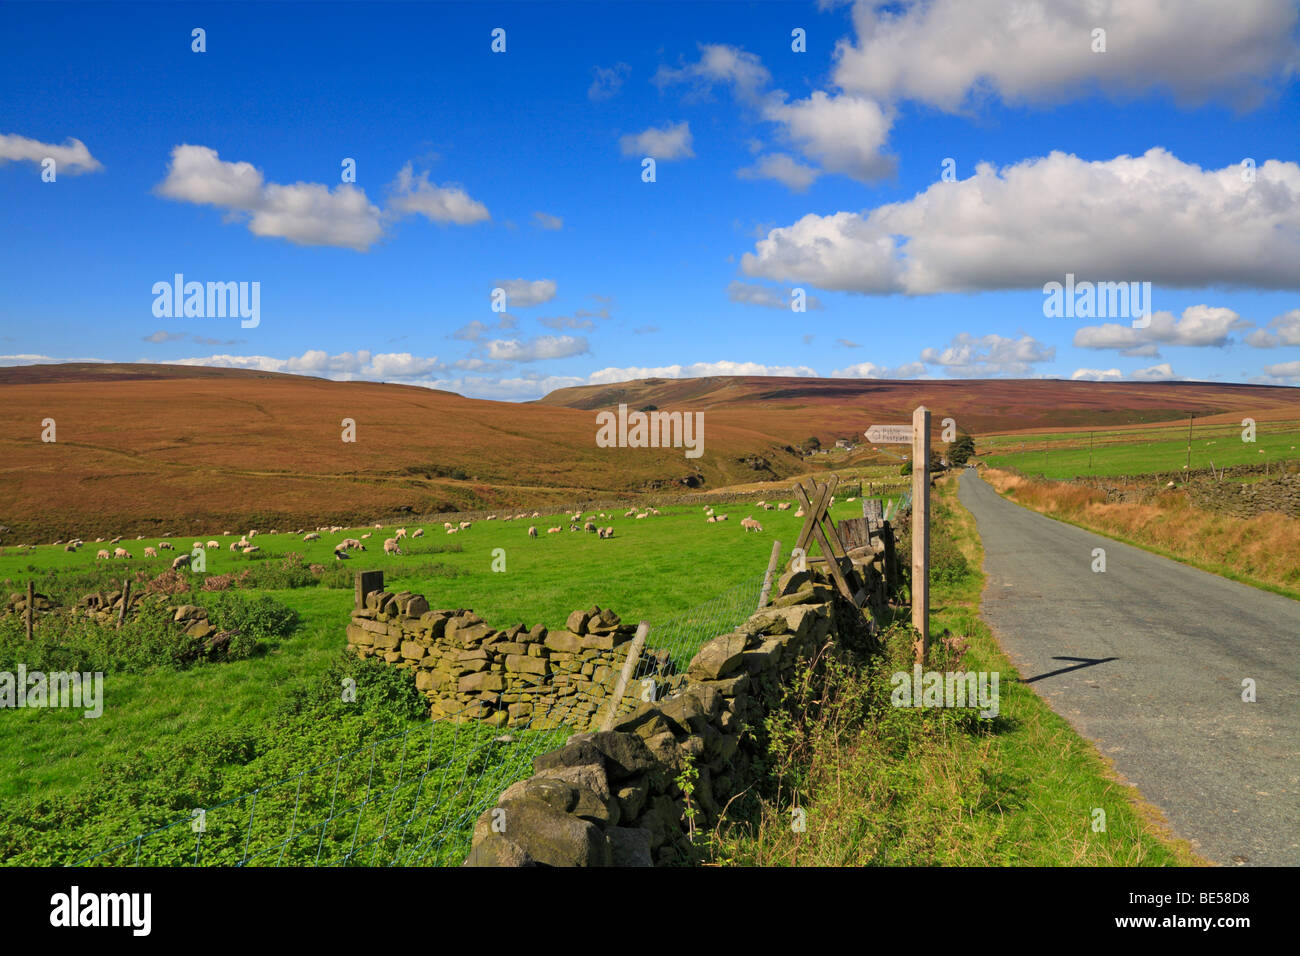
7,494,840,563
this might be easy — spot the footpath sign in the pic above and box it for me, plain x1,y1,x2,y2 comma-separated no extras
865,424,913,444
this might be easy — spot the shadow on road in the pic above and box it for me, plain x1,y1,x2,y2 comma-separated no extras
1019,656,1118,684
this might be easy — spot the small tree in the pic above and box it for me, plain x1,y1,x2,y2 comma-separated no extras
948,432,976,466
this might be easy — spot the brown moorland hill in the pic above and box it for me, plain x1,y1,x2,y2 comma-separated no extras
539,375,1300,437
2,365,1297,538
0,364,803,538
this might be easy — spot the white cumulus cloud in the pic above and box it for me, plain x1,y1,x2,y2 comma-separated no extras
742,149,1300,294
619,122,695,160
0,133,103,174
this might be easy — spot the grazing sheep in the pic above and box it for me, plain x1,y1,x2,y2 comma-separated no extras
625,508,637,517
144,546,158,557
635,512,648,520
548,527,561,534
242,545,260,554
527,526,538,538
756,500,766,507
777,503,791,511
649,507,661,516
113,547,131,559
64,543,77,552
396,528,407,539
704,507,714,517
598,526,615,539
333,547,350,560
374,523,382,529
706,516,716,523
360,532,372,539
171,554,188,570
412,528,424,538
159,542,174,550
762,503,774,511
229,541,240,552
192,541,203,551
339,538,365,551
206,540,219,549
110,536,121,545
741,517,763,533
715,514,728,522
384,537,402,555
446,527,458,535
249,530,258,537
794,508,805,518
459,521,471,530
303,532,321,541
584,521,596,532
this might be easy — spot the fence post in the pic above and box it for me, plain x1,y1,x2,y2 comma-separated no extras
756,539,783,611
116,578,131,629
600,621,649,732
911,405,931,664
355,570,384,610
25,581,33,641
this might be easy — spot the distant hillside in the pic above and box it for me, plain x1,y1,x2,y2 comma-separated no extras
2,365,1295,538
0,364,802,538
538,376,1300,435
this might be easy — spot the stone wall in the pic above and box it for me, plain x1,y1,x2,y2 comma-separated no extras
462,562,876,866
346,589,662,729
1063,467,1300,520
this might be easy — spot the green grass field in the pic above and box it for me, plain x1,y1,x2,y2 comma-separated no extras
982,421,1300,479
0,494,883,864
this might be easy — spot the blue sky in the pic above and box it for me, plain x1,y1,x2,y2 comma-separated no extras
2,0,1299,399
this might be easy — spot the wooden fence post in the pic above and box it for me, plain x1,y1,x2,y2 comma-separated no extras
25,581,33,641
911,405,931,664
757,539,783,610
355,570,384,610
601,621,649,732
116,578,131,629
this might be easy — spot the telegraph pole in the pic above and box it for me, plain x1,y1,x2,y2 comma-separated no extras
1186,415,1194,470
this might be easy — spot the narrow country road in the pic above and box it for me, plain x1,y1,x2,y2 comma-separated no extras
958,469,1300,866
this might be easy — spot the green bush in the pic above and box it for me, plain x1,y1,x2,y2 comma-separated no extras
196,592,298,642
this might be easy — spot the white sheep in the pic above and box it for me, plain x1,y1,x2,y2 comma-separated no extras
159,541,174,550
360,532,372,539
113,547,131,559
741,517,763,533
412,528,424,538
635,512,648,519
396,528,407,539
528,526,538,538
548,526,561,534
446,527,459,535
777,503,791,511
206,540,219,549
384,537,402,555
144,546,158,557
192,542,203,551
96,549,111,560
171,554,188,570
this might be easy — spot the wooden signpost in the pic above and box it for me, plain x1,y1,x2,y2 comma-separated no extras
866,407,931,663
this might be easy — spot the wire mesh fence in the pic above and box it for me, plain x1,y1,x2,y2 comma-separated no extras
71,571,772,867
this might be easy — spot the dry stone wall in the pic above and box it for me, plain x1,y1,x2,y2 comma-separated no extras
346,589,657,729
462,562,876,867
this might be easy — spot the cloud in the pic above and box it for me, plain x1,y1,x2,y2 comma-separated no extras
1131,363,1179,381
160,348,449,380
485,335,589,362
761,92,895,183
539,314,596,331
143,330,188,343
451,315,516,341
587,360,817,383
493,278,557,308
921,333,1055,377
742,149,1300,294
737,153,821,191
833,0,1300,111
156,145,384,250
727,280,823,310
832,361,929,379
1074,305,1251,351
633,325,659,335
837,339,861,349
589,62,631,101
619,122,695,160
1070,367,1124,381
532,211,563,230
653,43,772,105
386,162,490,226
0,133,103,174
1246,308,1300,347
1258,360,1300,384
